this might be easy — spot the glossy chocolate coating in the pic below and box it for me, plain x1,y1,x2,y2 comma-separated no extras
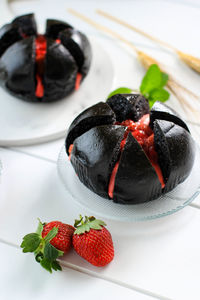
45,19,72,39
59,28,92,78
12,13,37,36
0,24,22,57
153,119,195,193
150,101,189,132
0,14,92,102
113,132,162,204
71,125,126,198
0,37,36,100
43,39,77,102
66,102,116,154
46,19,91,78
66,94,195,204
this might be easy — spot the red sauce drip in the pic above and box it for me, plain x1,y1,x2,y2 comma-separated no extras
75,73,82,91
68,144,74,160
35,35,47,98
108,114,165,199
55,39,82,92
108,161,120,199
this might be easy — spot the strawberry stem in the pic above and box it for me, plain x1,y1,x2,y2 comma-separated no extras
21,219,63,273
74,215,107,235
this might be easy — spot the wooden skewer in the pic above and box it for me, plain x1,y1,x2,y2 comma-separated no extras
97,9,177,52
68,9,139,54
138,51,198,113
176,51,200,73
136,51,198,107
67,9,200,120
167,80,197,113
168,77,199,100
96,9,200,74
68,9,168,75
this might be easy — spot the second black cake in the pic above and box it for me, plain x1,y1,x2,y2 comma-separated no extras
0,14,92,102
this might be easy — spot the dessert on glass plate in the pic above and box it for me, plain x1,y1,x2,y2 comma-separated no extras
65,93,195,204
57,65,199,221
0,13,92,102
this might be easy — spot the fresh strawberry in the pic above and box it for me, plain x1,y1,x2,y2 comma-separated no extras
42,221,75,253
72,215,114,267
21,219,75,273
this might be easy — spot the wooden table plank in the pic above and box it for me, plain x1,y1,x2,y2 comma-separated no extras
0,148,200,299
0,243,156,300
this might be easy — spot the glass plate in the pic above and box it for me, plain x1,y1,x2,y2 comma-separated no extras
57,143,200,222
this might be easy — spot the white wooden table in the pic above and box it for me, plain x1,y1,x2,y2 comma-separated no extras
1,1,200,299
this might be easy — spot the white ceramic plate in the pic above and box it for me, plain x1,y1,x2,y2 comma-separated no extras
0,37,114,146
57,143,200,222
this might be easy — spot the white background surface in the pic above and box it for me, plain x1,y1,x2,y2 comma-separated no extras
1,0,200,299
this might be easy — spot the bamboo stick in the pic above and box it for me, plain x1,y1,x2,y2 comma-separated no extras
68,9,139,54
67,9,200,120
177,51,200,73
137,51,199,109
97,9,177,52
96,9,200,74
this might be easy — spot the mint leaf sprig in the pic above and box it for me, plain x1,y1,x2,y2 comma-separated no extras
107,64,170,108
107,87,132,99
20,219,64,273
140,64,169,107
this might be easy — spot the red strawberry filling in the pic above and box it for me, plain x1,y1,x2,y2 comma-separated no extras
35,36,81,98
68,144,74,160
75,73,82,91
108,114,165,199
35,35,47,98
55,38,82,91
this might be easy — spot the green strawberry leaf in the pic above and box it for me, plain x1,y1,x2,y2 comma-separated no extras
35,252,43,263
44,227,58,243
36,219,44,236
74,215,83,227
52,260,62,271
44,243,59,261
21,233,41,253
74,216,107,235
75,224,90,235
21,219,65,273
89,219,106,230
44,242,64,262
148,88,170,108
40,257,53,273
107,87,132,99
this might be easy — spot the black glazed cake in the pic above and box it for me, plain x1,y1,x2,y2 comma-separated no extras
65,94,195,204
0,14,92,102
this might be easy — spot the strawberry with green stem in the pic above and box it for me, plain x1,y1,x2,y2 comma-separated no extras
73,215,114,267
21,219,75,273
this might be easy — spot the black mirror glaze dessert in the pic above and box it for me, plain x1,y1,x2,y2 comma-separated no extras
0,14,92,102
65,94,195,204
